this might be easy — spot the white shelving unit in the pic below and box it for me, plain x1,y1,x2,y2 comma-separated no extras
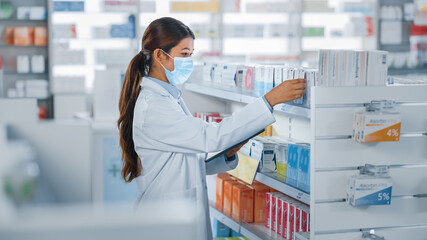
185,82,311,118
188,79,427,239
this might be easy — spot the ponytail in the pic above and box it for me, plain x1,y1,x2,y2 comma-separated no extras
118,51,150,183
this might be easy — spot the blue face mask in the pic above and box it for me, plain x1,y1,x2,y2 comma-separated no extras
158,49,194,85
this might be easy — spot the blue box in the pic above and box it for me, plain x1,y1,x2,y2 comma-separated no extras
286,144,301,187
297,145,310,193
212,218,231,238
53,1,84,12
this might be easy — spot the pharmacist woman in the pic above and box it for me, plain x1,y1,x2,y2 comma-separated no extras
117,17,306,239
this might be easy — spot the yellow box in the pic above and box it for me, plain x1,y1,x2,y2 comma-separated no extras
171,1,220,12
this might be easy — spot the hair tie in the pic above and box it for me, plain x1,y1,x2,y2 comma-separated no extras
138,51,144,57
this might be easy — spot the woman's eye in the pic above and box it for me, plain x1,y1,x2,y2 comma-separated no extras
182,52,188,56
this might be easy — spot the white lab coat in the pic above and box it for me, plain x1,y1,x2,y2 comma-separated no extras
133,77,276,239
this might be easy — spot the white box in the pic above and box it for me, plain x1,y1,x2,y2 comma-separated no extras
17,7,31,20
31,55,45,73
250,137,276,172
221,64,238,87
354,50,368,86
17,55,30,73
347,175,393,206
29,7,47,20
366,50,388,86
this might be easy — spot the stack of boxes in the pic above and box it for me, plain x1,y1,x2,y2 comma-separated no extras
239,136,311,194
5,26,48,46
216,173,274,225
318,49,388,87
266,192,310,240
8,79,48,99
216,173,311,239
201,49,388,110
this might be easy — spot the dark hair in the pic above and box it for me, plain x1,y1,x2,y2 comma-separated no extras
118,17,195,183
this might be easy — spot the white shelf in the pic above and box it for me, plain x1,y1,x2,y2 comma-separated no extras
185,82,311,118
255,171,310,205
209,204,286,240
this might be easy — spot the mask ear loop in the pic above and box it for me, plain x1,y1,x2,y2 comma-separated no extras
156,49,173,71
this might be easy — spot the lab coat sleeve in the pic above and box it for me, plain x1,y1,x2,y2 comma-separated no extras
205,153,238,175
136,95,276,153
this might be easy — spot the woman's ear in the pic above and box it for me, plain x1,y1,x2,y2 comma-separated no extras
153,48,166,63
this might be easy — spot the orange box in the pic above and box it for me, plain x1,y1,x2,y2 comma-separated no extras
5,27,14,45
232,183,254,223
252,183,270,223
223,179,238,217
14,27,34,46
216,173,233,211
34,27,48,46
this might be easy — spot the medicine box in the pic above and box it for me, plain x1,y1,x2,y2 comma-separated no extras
297,145,310,193
232,183,254,223
223,179,238,217
286,144,301,188
216,173,233,212
252,183,270,223
275,143,288,181
347,175,393,206
358,111,401,143
250,137,276,173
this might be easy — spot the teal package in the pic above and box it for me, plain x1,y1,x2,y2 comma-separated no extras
286,144,301,187
297,146,310,193
212,218,231,237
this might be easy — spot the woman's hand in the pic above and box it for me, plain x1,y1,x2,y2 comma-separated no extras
225,141,248,159
264,79,306,108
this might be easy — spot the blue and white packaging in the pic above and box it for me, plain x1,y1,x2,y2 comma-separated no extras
263,66,274,93
222,64,238,88
203,62,213,83
347,165,393,206
286,144,301,187
297,145,310,193
273,66,283,87
254,65,264,96
212,63,223,86
250,137,276,172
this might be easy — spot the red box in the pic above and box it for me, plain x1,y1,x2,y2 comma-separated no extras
216,173,232,211
232,183,254,223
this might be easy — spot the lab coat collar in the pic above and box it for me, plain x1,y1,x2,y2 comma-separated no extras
141,76,182,99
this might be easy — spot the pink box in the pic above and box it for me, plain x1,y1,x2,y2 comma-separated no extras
295,205,302,234
282,199,290,239
289,203,296,240
301,205,309,232
277,197,283,236
271,194,278,232
265,193,272,229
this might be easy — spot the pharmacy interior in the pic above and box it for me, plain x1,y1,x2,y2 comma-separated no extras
0,0,427,240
